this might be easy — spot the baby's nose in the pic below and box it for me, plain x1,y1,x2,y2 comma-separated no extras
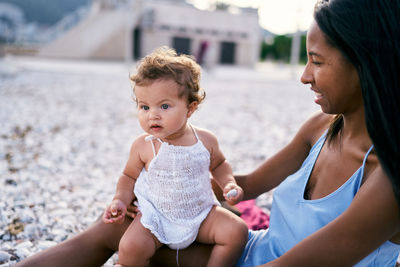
149,109,160,119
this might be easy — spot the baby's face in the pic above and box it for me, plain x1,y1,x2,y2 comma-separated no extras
135,79,193,141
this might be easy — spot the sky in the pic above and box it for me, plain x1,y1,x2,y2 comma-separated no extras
187,0,317,35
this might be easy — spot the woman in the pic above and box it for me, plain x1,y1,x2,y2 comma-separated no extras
16,0,400,266
233,0,400,265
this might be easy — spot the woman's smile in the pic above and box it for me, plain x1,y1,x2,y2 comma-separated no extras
313,91,323,104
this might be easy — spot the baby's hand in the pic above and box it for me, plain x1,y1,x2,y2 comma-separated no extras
223,183,243,205
102,199,127,224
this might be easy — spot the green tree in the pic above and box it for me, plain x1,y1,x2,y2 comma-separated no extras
260,33,307,64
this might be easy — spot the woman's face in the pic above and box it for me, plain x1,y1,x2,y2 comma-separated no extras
301,20,362,115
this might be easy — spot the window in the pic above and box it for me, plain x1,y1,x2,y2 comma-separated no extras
219,41,236,64
172,37,191,55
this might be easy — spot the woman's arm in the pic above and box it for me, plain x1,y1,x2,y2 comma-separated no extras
237,112,330,200
263,166,400,267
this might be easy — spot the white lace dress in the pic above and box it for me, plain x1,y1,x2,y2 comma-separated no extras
133,128,219,249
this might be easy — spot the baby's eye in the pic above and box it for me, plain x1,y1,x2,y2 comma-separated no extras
140,105,149,110
161,104,169,110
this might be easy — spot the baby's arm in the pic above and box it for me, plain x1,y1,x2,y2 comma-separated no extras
103,136,146,224
200,129,243,205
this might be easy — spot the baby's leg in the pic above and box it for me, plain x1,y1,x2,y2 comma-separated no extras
117,213,162,267
197,206,248,267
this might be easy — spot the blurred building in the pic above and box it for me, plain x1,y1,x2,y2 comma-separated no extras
38,0,261,67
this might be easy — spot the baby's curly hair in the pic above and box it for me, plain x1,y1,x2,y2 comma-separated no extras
130,46,205,104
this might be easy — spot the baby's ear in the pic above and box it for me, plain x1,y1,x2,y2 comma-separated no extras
187,101,198,117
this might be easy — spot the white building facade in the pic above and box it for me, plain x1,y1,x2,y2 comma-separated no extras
40,0,261,67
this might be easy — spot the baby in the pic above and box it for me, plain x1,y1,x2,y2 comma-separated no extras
103,46,248,267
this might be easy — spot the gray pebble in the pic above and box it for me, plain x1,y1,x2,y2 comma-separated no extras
0,251,11,263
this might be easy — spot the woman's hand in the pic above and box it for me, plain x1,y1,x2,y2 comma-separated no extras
102,199,127,224
223,183,244,205
126,199,140,219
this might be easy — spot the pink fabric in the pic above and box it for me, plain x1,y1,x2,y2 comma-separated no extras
236,200,269,230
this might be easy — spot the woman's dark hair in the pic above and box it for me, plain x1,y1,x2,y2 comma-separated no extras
314,0,400,205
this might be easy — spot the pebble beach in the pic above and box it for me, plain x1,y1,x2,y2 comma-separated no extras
0,56,318,266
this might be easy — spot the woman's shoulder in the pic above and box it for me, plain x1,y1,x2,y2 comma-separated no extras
307,110,333,124
303,111,333,132
298,111,333,147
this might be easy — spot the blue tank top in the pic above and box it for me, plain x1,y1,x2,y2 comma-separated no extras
237,131,400,266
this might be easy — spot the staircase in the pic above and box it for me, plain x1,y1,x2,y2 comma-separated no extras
38,9,130,60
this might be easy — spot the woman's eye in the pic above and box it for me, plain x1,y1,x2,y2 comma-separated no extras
309,56,322,66
141,105,149,110
161,104,169,110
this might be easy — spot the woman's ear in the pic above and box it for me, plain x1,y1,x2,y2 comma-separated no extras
187,101,198,118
